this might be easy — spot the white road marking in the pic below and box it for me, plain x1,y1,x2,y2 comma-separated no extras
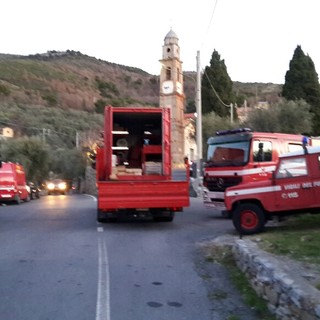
97,227,104,232
84,194,97,201
96,237,111,320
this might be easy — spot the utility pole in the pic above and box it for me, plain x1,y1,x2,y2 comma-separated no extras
196,50,202,189
76,131,79,149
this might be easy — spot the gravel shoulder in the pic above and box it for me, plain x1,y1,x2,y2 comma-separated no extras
194,237,263,320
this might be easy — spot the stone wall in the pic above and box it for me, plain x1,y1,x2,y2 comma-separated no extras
233,239,320,320
84,166,97,196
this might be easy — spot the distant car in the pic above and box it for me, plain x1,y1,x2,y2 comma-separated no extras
27,182,41,199
47,179,68,195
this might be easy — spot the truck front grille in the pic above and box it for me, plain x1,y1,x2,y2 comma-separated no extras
204,176,242,192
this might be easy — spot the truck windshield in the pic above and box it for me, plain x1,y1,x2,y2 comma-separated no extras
207,141,250,167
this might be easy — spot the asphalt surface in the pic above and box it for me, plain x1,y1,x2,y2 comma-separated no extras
0,194,263,320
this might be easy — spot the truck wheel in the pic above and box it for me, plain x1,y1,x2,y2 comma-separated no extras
232,203,266,235
153,211,174,222
14,195,21,205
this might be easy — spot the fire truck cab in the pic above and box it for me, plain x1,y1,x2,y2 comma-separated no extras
0,162,30,204
203,128,311,215
225,145,320,234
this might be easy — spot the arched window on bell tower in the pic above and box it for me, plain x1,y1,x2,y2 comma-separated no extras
166,67,171,80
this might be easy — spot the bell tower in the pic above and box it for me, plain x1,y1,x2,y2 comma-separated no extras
159,29,185,168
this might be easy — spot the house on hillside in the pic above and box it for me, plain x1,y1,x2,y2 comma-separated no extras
237,100,270,123
0,127,14,138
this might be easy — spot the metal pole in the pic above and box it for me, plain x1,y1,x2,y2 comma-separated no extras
76,131,79,149
196,51,202,192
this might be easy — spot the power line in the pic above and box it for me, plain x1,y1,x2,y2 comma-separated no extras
0,119,78,137
203,69,230,107
200,0,219,50
203,69,234,123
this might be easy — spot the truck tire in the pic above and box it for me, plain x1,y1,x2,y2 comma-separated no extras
14,195,21,205
232,203,266,235
152,211,175,222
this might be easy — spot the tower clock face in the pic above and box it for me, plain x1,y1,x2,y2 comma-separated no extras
162,81,173,94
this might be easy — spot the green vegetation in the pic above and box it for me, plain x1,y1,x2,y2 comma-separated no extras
282,45,320,135
0,83,10,95
242,99,313,134
2,137,49,183
0,102,103,182
201,50,236,119
257,214,320,265
42,93,58,107
95,77,120,97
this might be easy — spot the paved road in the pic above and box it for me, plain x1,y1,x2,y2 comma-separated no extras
0,194,260,320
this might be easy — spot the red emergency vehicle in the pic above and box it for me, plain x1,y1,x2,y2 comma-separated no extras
203,128,312,215
0,162,30,204
95,106,190,222
225,145,320,234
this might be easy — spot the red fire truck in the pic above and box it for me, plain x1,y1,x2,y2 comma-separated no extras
224,145,320,234
95,106,190,222
0,162,30,204
202,128,314,215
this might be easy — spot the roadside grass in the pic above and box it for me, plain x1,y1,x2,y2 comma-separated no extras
257,213,320,265
204,246,277,320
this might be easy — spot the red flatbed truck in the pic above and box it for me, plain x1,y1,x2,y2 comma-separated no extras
95,106,190,222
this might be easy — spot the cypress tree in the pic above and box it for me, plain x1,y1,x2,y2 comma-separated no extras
201,50,235,118
282,45,320,135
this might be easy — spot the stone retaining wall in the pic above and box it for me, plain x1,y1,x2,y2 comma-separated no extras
84,166,97,196
233,239,320,320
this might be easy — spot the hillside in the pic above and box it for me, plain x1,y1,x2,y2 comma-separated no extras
0,50,282,113
0,51,159,111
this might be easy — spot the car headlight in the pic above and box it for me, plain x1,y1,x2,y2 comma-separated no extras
47,183,55,190
58,182,66,190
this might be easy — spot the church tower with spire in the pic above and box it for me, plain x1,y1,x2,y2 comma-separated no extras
159,29,185,168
